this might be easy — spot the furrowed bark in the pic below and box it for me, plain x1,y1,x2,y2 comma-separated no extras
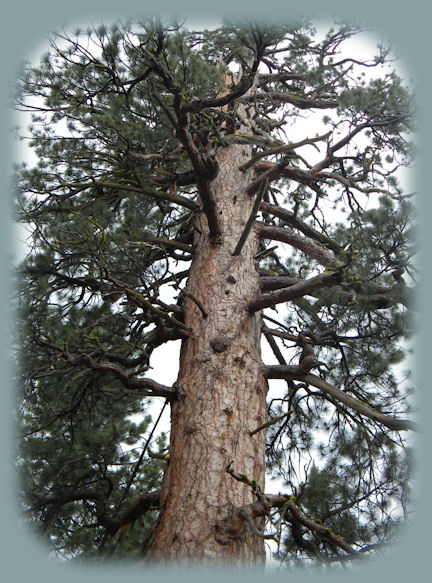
150,139,267,564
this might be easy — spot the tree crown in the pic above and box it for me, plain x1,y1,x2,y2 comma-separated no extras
15,19,416,565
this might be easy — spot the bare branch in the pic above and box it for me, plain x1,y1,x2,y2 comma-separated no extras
249,270,339,313
285,499,357,555
256,222,334,265
175,106,222,241
264,367,418,432
62,352,178,399
249,410,293,436
250,92,338,109
232,179,268,256
259,202,343,255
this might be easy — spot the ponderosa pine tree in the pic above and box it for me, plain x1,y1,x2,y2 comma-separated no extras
14,19,417,567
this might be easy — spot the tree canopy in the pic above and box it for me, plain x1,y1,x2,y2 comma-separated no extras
14,19,416,566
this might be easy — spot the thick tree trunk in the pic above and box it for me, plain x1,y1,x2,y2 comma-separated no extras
150,142,267,564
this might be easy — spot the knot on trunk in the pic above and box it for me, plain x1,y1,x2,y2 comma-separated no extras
214,498,272,545
210,335,231,353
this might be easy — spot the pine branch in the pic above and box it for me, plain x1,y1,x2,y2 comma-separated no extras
284,499,357,555
175,105,222,242
259,201,343,255
259,275,302,292
180,289,208,318
239,131,331,172
257,223,334,265
249,270,339,313
100,490,161,535
259,274,410,310
250,91,338,109
61,351,177,399
232,179,268,256
106,275,190,331
263,328,290,364
249,410,293,436
182,40,265,114
57,179,199,211
117,401,168,511
264,367,418,432
257,72,306,86
130,236,194,254
247,159,293,195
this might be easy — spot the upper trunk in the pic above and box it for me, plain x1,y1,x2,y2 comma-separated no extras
150,141,267,564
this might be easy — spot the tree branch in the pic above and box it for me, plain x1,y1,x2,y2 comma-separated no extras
249,92,338,109
56,179,199,211
259,201,343,255
99,490,161,535
238,131,331,172
249,410,293,436
257,222,334,265
264,367,418,431
183,39,265,114
249,270,339,313
259,275,410,310
62,352,178,399
219,478,358,556
30,488,160,537
175,108,222,242
232,179,268,256
284,498,357,555
259,275,303,292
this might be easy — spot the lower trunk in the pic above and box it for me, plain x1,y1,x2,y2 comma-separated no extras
150,144,267,564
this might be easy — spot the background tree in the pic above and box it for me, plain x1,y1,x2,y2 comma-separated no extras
14,19,416,566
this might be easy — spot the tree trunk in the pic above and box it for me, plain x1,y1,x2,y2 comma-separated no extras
150,141,267,564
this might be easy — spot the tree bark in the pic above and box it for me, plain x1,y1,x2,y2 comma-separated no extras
150,141,267,564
